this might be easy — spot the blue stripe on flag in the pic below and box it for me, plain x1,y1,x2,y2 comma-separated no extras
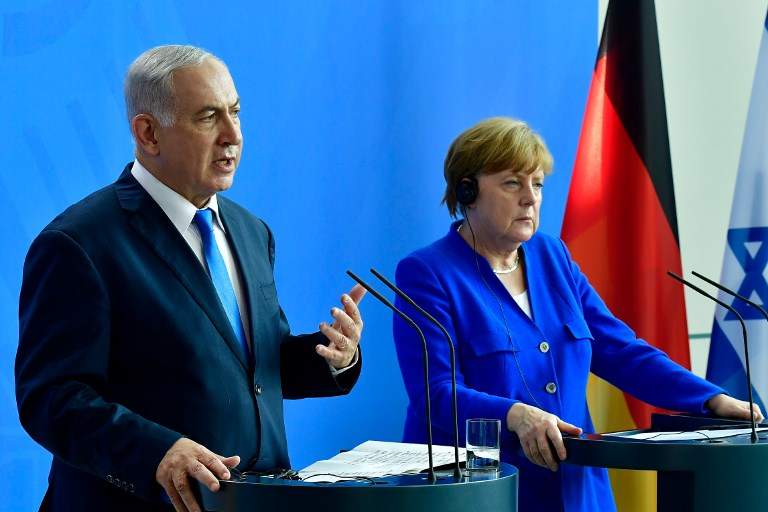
707,319,766,414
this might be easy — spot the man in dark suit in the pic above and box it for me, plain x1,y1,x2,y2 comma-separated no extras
15,45,365,512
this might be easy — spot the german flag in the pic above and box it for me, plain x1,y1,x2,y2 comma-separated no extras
561,1,689,510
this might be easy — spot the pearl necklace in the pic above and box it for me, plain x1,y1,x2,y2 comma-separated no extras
491,254,520,275
457,223,520,274
492,253,520,274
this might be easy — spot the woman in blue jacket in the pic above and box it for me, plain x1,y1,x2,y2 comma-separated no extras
392,117,762,511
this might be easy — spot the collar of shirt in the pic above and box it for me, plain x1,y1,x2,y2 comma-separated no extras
130,159,227,235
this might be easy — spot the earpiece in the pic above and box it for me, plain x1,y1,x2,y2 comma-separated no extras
455,177,478,206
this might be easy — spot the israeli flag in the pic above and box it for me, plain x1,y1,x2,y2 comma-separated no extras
707,12,768,414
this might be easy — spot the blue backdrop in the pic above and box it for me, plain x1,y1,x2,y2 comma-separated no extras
0,1,595,508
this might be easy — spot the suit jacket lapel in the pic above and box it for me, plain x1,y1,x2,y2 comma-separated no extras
114,165,250,373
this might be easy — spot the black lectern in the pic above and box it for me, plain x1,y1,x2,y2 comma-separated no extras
563,414,768,512
198,464,518,512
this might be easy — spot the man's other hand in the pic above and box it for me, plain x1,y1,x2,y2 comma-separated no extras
156,438,240,512
317,284,366,369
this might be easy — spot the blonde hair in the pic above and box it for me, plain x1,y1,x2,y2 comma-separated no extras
442,117,553,217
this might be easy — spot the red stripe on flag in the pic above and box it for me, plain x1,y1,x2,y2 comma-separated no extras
562,54,690,428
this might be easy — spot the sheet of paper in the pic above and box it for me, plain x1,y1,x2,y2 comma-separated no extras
299,440,466,483
602,427,768,441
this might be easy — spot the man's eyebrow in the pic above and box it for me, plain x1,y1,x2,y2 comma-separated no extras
194,105,218,116
193,99,240,117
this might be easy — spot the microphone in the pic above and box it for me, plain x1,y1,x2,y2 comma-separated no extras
346,270,437,482
691,269,768,324
667,271,757,443
370,267,462,479
690,270,765,423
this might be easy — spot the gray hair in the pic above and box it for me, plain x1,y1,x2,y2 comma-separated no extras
124,45,217,127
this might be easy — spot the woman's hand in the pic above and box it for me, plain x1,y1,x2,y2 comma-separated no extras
706,393,764,422
506,402,582,472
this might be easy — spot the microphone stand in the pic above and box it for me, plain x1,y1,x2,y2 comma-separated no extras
346,270,437,482
668,271,757,443
370,267,462,479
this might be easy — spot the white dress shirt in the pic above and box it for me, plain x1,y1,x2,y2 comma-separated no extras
512,290,532,319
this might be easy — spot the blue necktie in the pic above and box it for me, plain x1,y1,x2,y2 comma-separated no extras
193,208,250,362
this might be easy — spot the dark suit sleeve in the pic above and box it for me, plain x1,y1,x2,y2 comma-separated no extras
16,230,181,501
280,332,362,398
259,222,361,399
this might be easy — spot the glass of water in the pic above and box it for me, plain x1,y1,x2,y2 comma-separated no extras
466,418,501,472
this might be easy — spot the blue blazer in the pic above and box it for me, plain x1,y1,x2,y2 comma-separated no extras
393,222,722,512
16,164,360,511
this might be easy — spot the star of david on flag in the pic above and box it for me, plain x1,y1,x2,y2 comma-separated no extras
707,11,768,414
724,227,768,321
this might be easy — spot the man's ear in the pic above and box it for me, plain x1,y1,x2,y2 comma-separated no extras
131,114,161,156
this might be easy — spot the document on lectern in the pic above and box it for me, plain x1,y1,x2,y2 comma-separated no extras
298,440,466,482
603,427,768,441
